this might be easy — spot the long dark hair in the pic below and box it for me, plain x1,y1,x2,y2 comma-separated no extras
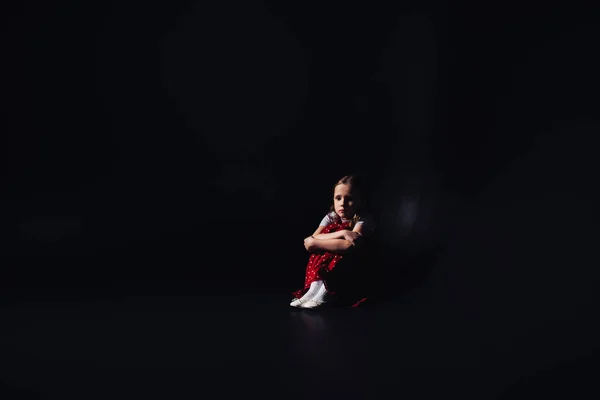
328,174,368,229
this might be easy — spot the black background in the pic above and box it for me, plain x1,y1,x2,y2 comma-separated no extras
2,0,600,398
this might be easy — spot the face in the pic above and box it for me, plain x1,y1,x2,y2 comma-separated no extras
333,184,361,220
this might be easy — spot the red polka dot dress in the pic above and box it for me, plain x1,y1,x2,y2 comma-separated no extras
292,221,369,307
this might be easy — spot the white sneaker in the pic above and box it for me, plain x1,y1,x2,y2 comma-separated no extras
290,281,324,308
290,298,303,307
299,291,332,309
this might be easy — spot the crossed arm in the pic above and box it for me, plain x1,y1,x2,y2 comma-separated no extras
303,225,366,255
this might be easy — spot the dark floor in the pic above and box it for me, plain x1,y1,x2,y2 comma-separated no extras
0,278,483,400
2,266,600,400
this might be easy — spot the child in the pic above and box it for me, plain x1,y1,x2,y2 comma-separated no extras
291,175,376,309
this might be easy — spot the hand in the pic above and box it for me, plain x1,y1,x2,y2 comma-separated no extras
304,236,314,251
342,230,362,246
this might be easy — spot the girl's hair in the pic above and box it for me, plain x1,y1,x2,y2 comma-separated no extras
328,174,367,229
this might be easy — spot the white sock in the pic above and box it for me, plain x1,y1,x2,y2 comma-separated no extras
309,283,328,303
298,280,324,302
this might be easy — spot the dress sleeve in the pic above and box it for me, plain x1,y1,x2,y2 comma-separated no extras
356,214,376,233
319,213,334,226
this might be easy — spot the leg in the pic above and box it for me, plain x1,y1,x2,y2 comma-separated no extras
290,280,325,307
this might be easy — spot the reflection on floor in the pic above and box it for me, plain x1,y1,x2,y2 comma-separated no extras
1,287,598,400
